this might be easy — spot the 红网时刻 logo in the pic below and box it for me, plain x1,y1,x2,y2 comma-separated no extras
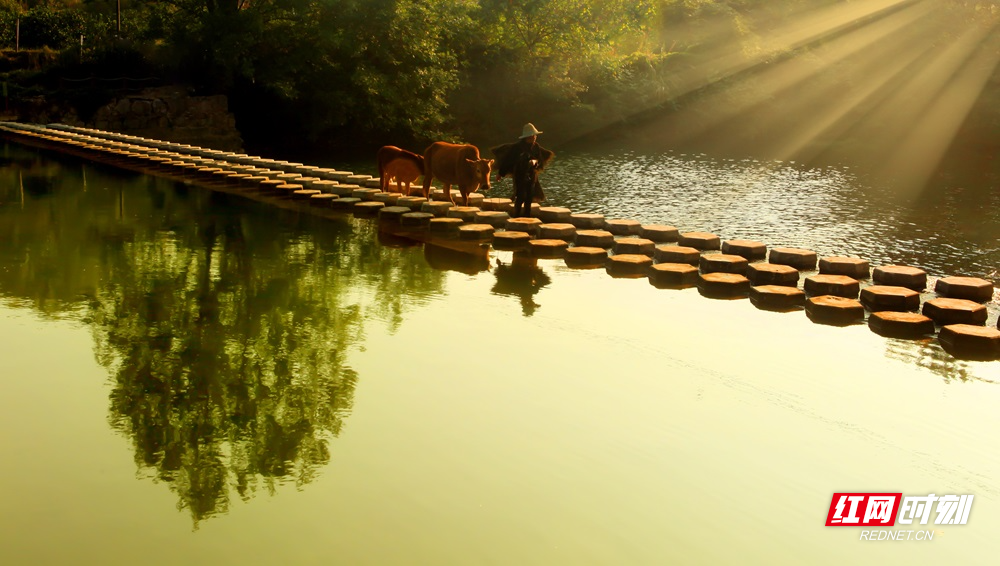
824,493,973,540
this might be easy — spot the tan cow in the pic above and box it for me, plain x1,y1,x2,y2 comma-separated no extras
377,145,425,194
421,142,493,205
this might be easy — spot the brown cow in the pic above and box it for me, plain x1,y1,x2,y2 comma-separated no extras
377,145,425,194
421,142,493,205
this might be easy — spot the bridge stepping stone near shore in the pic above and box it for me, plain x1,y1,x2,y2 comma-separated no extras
873,265,927,291
699,254,748,275
749,285,806,311
820,257,871,279
935,276,994,303
678,232,721,251
575,230,615,248
649,263,699,289
641,225,680,242
5,121,998,362
565,247,608,268
721,239,767,260
868,312,936,339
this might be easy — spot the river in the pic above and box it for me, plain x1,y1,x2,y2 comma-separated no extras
0,141,997,565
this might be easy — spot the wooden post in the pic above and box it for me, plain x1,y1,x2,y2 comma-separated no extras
15,17,19,52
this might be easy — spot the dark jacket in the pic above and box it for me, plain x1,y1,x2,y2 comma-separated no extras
491,140,555,202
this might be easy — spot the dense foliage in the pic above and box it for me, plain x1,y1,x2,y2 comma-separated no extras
0,0,997,159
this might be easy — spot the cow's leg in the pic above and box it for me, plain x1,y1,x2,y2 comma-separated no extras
443,183,453,204
422,172,432,198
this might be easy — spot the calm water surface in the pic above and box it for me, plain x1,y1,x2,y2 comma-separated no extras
1,143,999,565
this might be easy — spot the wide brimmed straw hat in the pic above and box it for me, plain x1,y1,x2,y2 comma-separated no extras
520,123,543,138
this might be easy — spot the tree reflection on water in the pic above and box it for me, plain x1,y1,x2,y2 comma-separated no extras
0,144,445,525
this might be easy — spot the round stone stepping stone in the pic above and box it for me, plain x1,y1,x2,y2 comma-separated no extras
640,225,680,243
872,265,927,291
396,196,428,211
429,188,448,201
492,231,531,250
614,237,656,256
505,217,543,235
347,174,373,184
698,272,750,298
429,217,464,235
803,274,860,298
474,211,509,228
939,324,1000,360
649,263,698,288
241,175,269,187
309,193,337,207
721,239,767,260
805,295,865,326
575,230,614,248
868,312,936,339
605,219,642,236
860,285,920,312
537,206,572,223
458,223,495,241
538,223,576,241
565,247,608,268
352,188,381,201
529,239,569,258
329,184,358,197
371,192,400,205
312,180,340,194
749,285,805,311
819,256,870,279
769,247,818,270
746,263,799,287
570,213,606,229
421,201,454,216
276,173,302,183
400,211,434,227
935,276,994,303
678,232,721,251
296,177,321,189
481,198,512,211
922,298,987,326
699,253,749,275
293,189,321,200
446,206,481,222
363,178,382,189
354,201,385,216
330,197,362,210
464,193,485,207
503,202,541,216
606,254,653,278
654,245,700,265
378,206,411,222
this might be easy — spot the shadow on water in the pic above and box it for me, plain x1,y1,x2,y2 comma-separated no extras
0,143,449,526
490,252,552,317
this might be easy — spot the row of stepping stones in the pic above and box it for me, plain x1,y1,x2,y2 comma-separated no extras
5,122,997,360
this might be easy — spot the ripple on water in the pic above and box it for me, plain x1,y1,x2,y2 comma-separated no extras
527,149,1000,281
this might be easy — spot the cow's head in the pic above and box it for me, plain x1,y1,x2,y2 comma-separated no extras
466,158,494,191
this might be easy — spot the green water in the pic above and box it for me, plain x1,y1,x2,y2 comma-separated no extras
1,144,999,565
